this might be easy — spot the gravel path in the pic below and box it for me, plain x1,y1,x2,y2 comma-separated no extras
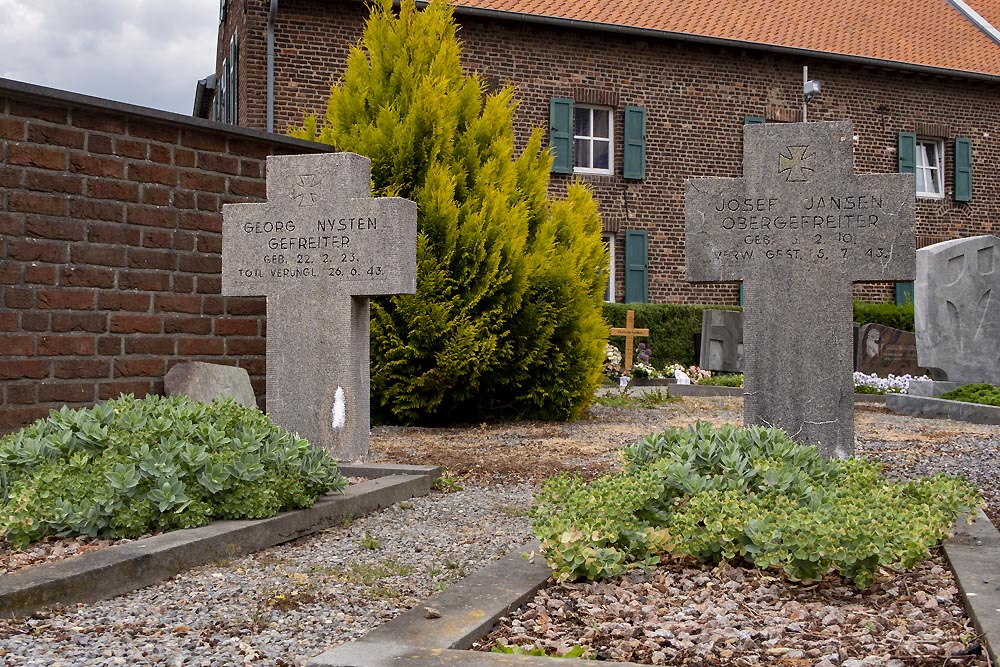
0,484,535,666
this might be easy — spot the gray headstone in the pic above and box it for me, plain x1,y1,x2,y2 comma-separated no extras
856,323,930,378
164,361,257,409
685,121,915,458
222,153,417,460
915,235,1000,384
699,309,744,372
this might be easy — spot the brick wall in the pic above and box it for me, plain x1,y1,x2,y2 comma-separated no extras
235,0,1000,305
0,78,329,434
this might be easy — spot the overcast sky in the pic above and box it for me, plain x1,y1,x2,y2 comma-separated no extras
0,0,219,116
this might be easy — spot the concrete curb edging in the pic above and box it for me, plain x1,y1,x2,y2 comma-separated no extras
309,515,1000,667
885,394,1000,425
943,510,1000,666
0,464,439,619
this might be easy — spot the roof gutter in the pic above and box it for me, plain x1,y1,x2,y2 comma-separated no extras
267,0,279,133
395,0,1000,84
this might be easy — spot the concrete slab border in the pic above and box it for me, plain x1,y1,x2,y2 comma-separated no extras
309,514,1000,667
886,394,1000,425
0,464,439,619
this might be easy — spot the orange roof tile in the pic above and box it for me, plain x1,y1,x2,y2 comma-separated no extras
450,0,1000,78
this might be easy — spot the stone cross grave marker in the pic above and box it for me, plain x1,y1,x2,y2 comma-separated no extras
222,153,416,460
609,309,649,372
685,121,914,458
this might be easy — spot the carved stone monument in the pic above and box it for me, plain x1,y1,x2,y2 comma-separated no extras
699,309,744,373
685,121,915,458
222,153,417,460
914,235,1000,385
856,323,929,378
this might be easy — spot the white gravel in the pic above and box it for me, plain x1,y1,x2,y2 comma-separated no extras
0,483,535,667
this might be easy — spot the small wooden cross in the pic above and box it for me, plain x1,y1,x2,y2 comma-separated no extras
609,309,650,372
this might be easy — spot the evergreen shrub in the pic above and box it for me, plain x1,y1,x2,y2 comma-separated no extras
0,395,346,548
531,422,980,588
290,0,607,424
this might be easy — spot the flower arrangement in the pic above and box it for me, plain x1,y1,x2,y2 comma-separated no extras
604,344,624,382
665,363,712,383
853,372,931,394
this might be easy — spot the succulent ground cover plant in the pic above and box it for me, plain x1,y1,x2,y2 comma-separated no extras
532,421,981,588
0,394,347,548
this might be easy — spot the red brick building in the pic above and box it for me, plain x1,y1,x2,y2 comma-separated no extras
203,0,1000,304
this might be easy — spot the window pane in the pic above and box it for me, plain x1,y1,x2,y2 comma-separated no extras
575,109,590,137
593,109,610,138
593,139,610,170
915,168,929,194
574,138,590,168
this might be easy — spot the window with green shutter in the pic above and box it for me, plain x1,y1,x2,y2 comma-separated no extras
623,105,646,180
744,116,765,125
895,282,914,306
954,137,972,202
549,97,573,174
898,132,916,174
624,229,648,304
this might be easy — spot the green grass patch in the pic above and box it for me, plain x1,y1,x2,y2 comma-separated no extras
594,389,678,409
697,374,744,387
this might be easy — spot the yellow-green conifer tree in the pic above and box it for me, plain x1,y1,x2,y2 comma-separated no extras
291,0,607,423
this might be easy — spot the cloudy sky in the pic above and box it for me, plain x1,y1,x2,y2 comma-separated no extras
0,0,220,116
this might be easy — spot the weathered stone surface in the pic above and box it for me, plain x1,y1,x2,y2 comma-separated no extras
164,361,257,409
699,309,744,372
915,235,1000,384
222,153,417,460
856,323,930,378
685,121,915,457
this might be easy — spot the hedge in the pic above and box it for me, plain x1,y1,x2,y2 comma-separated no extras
605,300,914,368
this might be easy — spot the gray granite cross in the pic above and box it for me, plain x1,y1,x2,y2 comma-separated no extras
685,121,915,458
222,153,416,460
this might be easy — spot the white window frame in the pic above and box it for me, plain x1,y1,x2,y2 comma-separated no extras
915,137,944,199
573,105,614,175
603,232,615,302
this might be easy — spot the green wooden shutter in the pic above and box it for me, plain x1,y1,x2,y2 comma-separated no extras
895,282,914,305
744,116,765,125
624,229,648,303
898,132,916,174
549,97,573,174
623,105,647,180
954,137,972,202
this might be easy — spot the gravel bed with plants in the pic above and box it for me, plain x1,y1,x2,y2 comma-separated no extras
0,397,996,666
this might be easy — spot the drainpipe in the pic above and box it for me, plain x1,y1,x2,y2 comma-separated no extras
267,0,278,133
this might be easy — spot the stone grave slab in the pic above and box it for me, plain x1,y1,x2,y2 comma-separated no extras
856,323,930,378
164,361,257,409
685,121,915,458
914,235,1000,385
699,309,744,373
222,153,417,460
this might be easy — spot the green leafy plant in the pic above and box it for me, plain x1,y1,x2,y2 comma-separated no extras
491,644,591,659
532,422,981,588
0,395,347,548
291,0,608,424
940,383,1000,407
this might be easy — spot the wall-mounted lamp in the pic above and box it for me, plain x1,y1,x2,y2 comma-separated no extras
802,66,821,122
